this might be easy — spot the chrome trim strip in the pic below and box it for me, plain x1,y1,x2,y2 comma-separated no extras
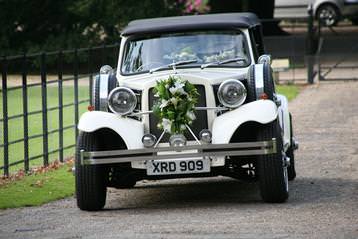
99,74,109,111
80,139,277,165
128,106,227,116
131,110,153,116
195,106,227,111
255,64,264,99
154,130,166,148
186,124,201,145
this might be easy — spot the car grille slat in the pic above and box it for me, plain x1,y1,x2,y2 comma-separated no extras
148,85,208,141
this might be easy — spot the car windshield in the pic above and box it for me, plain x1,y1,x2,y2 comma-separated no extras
121,30,251,74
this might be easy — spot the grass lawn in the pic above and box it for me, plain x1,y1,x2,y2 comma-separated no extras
0,165,74,209
0,83,300,209
276,84,299,101
0,85,90,174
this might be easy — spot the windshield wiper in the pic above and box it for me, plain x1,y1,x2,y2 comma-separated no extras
149,59,198,74
200,57,246,69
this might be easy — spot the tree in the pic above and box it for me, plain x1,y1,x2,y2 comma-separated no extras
0,0,180,55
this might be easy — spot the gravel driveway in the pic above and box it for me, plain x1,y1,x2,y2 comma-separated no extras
0,81,357,239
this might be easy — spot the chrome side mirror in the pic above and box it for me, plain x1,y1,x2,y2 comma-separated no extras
258,54,271,65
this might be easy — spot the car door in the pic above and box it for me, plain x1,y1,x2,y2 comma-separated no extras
274,0,314,18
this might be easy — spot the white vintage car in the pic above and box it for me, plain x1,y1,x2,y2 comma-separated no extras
75,13,298,211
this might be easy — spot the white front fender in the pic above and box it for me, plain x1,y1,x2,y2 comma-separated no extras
212,100,278,144
78,111,144,149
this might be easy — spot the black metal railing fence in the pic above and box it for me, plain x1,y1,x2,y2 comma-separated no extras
1,44,120,176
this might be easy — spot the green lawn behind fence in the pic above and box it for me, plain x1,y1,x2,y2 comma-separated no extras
0,84,89,174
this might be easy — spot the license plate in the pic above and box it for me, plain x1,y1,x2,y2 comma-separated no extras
146,158,210,176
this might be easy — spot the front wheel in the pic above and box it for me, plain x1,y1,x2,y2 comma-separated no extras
257,120,289,203
75,132,107,211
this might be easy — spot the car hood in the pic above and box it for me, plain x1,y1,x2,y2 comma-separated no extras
117,68,249,90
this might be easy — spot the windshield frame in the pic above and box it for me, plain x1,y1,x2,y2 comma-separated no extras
120,29,252,76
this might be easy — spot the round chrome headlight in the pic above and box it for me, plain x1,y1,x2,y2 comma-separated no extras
217,79,247,108
108,87,137,115
142,134,157,148
199,129,212,143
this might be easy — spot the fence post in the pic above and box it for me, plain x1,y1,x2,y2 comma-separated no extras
74,49,79,141
306,4,315,84
88,46,93,104
1,56,9,176
58,50,64,162
22,53,29,172
40,53,49,166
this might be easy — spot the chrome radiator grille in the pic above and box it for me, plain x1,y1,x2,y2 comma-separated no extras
148,85,208,141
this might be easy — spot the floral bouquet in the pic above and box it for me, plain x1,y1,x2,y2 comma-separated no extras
153,75,199,134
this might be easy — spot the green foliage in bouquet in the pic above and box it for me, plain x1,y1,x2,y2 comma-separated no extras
153,75,199,134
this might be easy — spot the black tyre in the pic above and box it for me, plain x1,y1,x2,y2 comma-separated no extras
75,132,107,211
246,63,275,102
246,64,256,102
262,62,275,100
286,113,296,181
316,4,340,27
257,120,289,203
92,74,117,110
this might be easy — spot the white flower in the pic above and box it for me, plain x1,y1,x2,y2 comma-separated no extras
170,97,178,107
186,111,196,121
160,99,169,109
162,118,172,132
169,81,187,95
180,124,186,130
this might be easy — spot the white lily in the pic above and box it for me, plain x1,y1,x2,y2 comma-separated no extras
186,111,196,121
160,99,169,109
180,124,186,130
169,81,187,95
170,97,178,107
162,118,172,132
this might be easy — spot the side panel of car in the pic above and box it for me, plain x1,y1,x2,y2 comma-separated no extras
276,94,291,151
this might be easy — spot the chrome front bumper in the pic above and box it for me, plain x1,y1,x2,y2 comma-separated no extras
80,139,277,165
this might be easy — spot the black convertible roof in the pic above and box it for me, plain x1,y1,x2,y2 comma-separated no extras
121,12,261,36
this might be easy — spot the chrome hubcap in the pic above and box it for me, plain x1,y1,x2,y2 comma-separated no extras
319,8,336,26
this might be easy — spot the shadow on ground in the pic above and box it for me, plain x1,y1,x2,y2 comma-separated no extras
104,176,357,210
